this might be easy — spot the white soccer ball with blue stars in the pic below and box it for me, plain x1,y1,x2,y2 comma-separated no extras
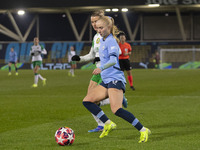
55,127,75,146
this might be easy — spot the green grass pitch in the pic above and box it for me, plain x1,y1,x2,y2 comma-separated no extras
0,69,200,150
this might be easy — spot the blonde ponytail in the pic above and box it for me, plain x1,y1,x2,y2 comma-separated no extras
98,16,119,42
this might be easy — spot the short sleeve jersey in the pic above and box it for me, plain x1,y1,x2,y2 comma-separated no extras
9,51,17,62
119,42,132,59
99,34,126,84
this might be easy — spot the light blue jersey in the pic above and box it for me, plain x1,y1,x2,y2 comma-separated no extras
99,34,126,85
9,51,17,62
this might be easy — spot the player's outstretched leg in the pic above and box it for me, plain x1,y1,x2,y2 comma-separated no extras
88,96,127,133
88,98,109,132
83,101,116,137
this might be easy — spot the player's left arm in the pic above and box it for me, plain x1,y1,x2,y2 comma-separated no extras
99,43,118,71
93,56,117,75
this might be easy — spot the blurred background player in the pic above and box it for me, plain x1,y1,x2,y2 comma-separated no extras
8,47,18,76
72,10,128,133
118,31,135,90
30,37,47,88
68,46,76,77
154,51,160,69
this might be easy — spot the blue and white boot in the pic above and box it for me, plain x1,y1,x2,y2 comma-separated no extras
88,126,104,132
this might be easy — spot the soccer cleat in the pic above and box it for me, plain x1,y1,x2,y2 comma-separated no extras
99,121,116,138
138,128,151,143
43,78,47,86
8,72,11,76
88,126,104,132
122,97,128,108
15,72,18,76
130,86,135,91
32,84,38,88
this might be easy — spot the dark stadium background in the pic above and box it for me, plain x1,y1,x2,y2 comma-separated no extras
0,0,200,69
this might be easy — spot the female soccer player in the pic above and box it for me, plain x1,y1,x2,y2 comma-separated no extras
82,16,151,143
30,37,47,88
8,47,18,76
72,10,128,132
68,46,76,77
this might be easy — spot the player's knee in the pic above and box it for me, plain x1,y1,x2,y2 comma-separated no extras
83,95,94,103
83,96,89,102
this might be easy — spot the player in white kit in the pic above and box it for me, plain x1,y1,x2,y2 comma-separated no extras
30,37,47,88
68,46,76,77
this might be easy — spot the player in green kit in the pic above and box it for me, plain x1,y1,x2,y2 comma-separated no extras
30,37,47,88
72,10,128,132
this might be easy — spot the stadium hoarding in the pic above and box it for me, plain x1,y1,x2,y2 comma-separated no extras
0,41,200,70
0,41,82,70
0,41,84,63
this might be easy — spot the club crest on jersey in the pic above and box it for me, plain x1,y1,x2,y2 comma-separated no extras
111,46,116,50
96,38,100,44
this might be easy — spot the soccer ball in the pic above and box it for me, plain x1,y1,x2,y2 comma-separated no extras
55,127,75,146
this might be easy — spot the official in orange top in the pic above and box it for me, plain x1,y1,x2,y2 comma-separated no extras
119,42,132,60
118,32,135,90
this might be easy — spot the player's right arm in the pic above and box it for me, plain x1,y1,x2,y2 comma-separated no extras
30,47,34,56
72,35,97,62
79,46,95,62
72,46,95,62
